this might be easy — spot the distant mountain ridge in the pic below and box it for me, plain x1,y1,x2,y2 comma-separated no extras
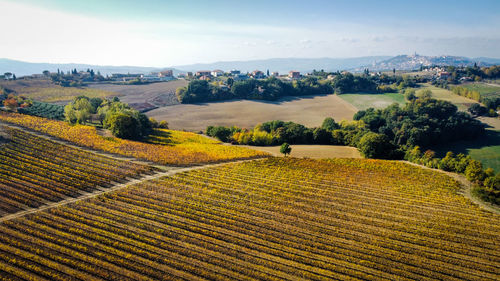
0,58,180,77
1,55,499,77
171,57,391,73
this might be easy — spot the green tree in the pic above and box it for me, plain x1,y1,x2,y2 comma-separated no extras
107,113,140,139
358,132,395,159
64,97,92,124
465,160,486,182
321,117,339,131
280,142,291,156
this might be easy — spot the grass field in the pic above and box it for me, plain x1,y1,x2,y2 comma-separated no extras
462,82,500,96
419,84,476,111
338,92,406,110
237,144,362,159
432,129,500,172
147,94,357,131
0,112,267,166
0,127,155,216
0,157,498,280
0,79,118,103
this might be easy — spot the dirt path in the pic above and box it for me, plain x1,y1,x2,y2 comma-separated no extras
404,161,500,214
0,158,261,223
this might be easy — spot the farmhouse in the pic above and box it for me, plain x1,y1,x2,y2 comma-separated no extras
211,70,224,77
289,71,301,79
230,70,241,75
196,70,211,77
159,70,173,78
252,70,265,79
233,73,249,81
437,71,450,80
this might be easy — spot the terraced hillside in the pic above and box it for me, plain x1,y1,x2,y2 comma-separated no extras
0,127,156,216
0,158,498,280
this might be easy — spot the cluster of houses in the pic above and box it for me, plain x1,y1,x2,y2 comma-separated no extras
111,70,174,82
176,69,302,81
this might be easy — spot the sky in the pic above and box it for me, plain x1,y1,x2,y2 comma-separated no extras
1,0,499,67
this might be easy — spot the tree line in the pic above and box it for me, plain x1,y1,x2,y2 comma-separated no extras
175,72,420,104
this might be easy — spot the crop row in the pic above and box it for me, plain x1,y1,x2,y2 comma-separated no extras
0,158,498,280
0,111,268,165
0,127,156,216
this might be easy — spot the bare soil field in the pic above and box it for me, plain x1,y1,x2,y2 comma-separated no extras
88,80,188,110
236,144,362,159
147,94,357,131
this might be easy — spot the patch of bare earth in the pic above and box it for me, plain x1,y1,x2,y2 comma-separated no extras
147,94,357,131
88,80,188,108
236,144,362,159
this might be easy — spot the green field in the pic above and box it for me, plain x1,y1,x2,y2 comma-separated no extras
418,84,475,111
462,83,500,96
338,92,405,110
432,129,500,172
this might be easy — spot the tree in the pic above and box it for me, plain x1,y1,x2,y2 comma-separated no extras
358,132,395,159
12,74,16,80
3,72,12,80
3,98,18,111
321,117,339,131
42,70,50,77
468,103,487,116
465,160,486,182
64,96,93,124
417,89,432,99
404,88,416,101
208,126,232,142
280,142,291,156
107,113,140,139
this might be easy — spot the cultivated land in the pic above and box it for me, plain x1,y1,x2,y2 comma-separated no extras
147,94,357,131
0,127,157,216
420,84,476,111
0,112,267,166
0,79,118,103
338,92,406,110
88,80,188,110
237,144,362,159
0,157,498,280
462,82,500,96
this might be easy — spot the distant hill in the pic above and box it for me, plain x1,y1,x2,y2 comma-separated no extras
171,56,391,73
0,58,181,77
358,54,499,71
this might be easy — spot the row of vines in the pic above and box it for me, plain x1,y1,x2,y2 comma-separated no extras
0,158,498,280
0,111,268,166
0,126,156,216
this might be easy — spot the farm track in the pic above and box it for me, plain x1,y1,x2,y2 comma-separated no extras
0,158,264,223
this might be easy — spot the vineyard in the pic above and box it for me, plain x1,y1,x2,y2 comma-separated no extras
18,101,64,120
0,158,498,280
0,112,268,166
0,126,156,216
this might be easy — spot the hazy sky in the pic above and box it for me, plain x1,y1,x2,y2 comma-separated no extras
1,0,499,66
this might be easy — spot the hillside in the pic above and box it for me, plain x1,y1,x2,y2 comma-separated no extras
360,54,498,71
0,156,498,279
0,58,181,77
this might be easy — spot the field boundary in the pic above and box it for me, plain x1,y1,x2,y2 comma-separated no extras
404,161,500,214
0,158,263,223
